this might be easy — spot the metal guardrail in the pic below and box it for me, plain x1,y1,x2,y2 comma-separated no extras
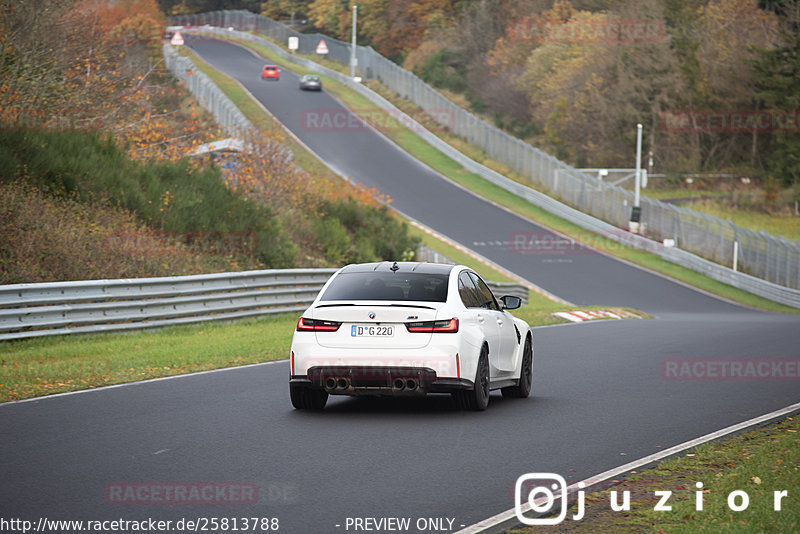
415,243,455,266
486,282,529,307
0,269,336,341
169,16,800,308
162,44,254,137
0,267,529,341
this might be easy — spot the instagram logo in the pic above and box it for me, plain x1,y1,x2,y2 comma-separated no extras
514,473,569,525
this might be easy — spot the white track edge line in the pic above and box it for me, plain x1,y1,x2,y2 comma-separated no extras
454,400,800,533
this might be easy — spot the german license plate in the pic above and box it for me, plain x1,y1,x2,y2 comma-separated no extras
351,325,394,337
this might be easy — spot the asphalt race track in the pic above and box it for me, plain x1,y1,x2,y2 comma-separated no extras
1,36,798,533
187,38,743,316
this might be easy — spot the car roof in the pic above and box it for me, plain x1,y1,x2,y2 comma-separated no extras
338,262,458,275
264,65,278,68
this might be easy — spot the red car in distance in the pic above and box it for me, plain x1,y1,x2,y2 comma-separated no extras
261,65,280,81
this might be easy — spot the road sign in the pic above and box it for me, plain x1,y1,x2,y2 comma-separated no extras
316,39,329,55
288,36,299,51
170,31,184,46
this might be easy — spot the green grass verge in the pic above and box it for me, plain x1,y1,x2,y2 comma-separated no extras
0,314,296,403
510,414,800,533
630,188,800,241
210,36,798,314
686,202,800,241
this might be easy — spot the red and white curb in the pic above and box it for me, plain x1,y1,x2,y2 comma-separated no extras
553,310,638,322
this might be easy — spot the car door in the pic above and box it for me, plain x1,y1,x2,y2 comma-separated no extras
458,271,500,365
469,272,517,373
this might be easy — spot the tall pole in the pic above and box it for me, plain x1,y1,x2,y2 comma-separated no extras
628,123,643,234
350,4,357,78
634,123,642,208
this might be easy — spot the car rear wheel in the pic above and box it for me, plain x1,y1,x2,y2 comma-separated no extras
502,335,532,399
290,383,328,410
454,345,490,411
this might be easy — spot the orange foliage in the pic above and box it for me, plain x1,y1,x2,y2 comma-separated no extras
1,0,167,131
219,131,391,217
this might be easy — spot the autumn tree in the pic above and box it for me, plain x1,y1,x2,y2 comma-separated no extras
261,0,313,22
514,2,683,167
752,0,800,185
0,0,78,126
158,0,263,15
307,0,352,39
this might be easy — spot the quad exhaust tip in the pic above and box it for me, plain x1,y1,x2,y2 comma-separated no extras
324,377,351,391
392,378,419,391
326,376,419,392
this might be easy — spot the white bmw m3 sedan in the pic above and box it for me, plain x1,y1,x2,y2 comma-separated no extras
289,262,533,411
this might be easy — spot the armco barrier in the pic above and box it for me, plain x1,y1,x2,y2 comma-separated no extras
173,24,800,309
0,269,336,341
0,268,529,340
162,44,254,137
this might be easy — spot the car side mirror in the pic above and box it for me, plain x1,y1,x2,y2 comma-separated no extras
500,295,521,310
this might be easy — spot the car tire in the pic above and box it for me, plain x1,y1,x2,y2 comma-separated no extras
502,335,532,399
290,383,328,410
454,345,490,411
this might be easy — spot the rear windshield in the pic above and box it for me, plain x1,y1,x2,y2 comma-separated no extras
320,272,449,302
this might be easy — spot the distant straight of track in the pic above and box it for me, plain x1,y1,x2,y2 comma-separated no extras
0,36,797,534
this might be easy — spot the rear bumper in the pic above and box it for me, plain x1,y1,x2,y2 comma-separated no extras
291,366,473,396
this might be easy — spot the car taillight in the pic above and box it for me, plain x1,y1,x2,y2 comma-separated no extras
296,317,341,332
405,318,458,333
